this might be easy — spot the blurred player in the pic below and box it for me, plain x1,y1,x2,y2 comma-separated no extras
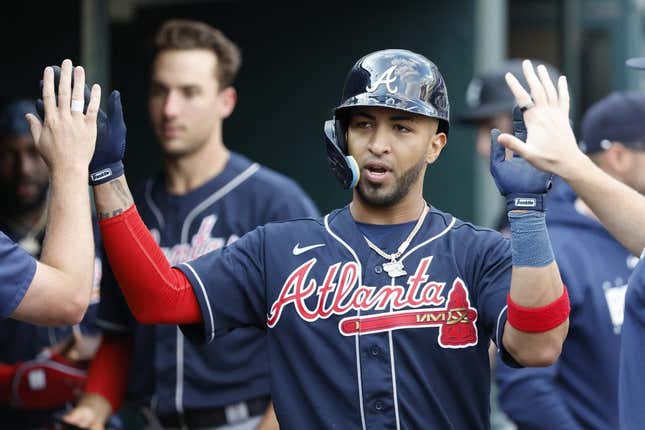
495,91,645,430
0,60,100,328
0,98,110,428
64,19,317,430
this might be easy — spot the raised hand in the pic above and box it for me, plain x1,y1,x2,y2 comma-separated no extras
37,65,126,185
490,105,553,211
495,60,586,180
25,59,100,174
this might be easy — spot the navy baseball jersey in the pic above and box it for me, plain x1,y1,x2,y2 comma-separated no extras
178,205,517,429
0,231,36,320
495,183,633,430
619,254,645,430
98,152,318,415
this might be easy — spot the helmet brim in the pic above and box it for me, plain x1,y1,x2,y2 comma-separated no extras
334,92,449,123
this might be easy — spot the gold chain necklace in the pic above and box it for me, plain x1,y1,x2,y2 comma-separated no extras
363,203,429,278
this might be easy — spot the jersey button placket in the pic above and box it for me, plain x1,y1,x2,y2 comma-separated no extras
359,256,397,428
374,400,385,411
370,344,382,357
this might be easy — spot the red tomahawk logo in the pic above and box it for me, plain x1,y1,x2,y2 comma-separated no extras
339,278,478,348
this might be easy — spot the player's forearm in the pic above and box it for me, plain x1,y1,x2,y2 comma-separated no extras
94,177,202,324
25,167,95,324
564,158,645,256
93,176,134,220
504,212,568,366
504,264,568,366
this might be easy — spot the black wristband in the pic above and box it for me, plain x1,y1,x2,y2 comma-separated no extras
505,193,546,211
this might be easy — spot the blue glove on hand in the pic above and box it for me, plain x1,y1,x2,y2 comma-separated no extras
89,90,126,185
490,105,552,211
37,65,126,185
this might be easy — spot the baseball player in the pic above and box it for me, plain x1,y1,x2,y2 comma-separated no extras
0,98,111,428
490,56,645,430
0,60,101,326
89,50,568,428
63,20,317,430
495,92,645,430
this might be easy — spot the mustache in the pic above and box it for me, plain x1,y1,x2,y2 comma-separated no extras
160,120,184,128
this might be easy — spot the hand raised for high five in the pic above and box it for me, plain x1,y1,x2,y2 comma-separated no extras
496,60,588,181
25,59,101,174
490,105,553,211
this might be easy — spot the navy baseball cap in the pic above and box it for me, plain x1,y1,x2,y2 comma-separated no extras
0,99,37,138
580,91,645,155
459,59,560,123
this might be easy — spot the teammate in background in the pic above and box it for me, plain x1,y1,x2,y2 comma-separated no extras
63,19,317,430
459,59,561,233
0,60,99,327
0,99,108,428
86,50,568,428
495,91,644,430
489,56,645,430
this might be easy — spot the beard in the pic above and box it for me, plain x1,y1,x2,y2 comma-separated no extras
0,181,49,216
356,155,426,207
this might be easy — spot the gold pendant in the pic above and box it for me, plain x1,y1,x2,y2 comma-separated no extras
382,260,407,278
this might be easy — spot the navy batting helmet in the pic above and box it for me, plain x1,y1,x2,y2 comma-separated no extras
324,49,450,188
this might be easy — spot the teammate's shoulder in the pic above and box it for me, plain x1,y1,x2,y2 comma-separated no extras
262,212,326,231
259,208,345,237
231,153,308,196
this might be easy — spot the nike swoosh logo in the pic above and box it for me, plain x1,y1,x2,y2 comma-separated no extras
292,242,326,256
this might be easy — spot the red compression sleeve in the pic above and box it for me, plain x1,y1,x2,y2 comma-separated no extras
99,205,201,324
85,334,132,411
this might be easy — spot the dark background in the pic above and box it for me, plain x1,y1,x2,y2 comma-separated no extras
1,0,643,221
0,1,477,219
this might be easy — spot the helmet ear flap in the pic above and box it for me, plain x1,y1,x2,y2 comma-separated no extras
324,117,359,189
334,117,348,153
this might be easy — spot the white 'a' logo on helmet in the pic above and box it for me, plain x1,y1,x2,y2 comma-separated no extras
366,65,399,93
